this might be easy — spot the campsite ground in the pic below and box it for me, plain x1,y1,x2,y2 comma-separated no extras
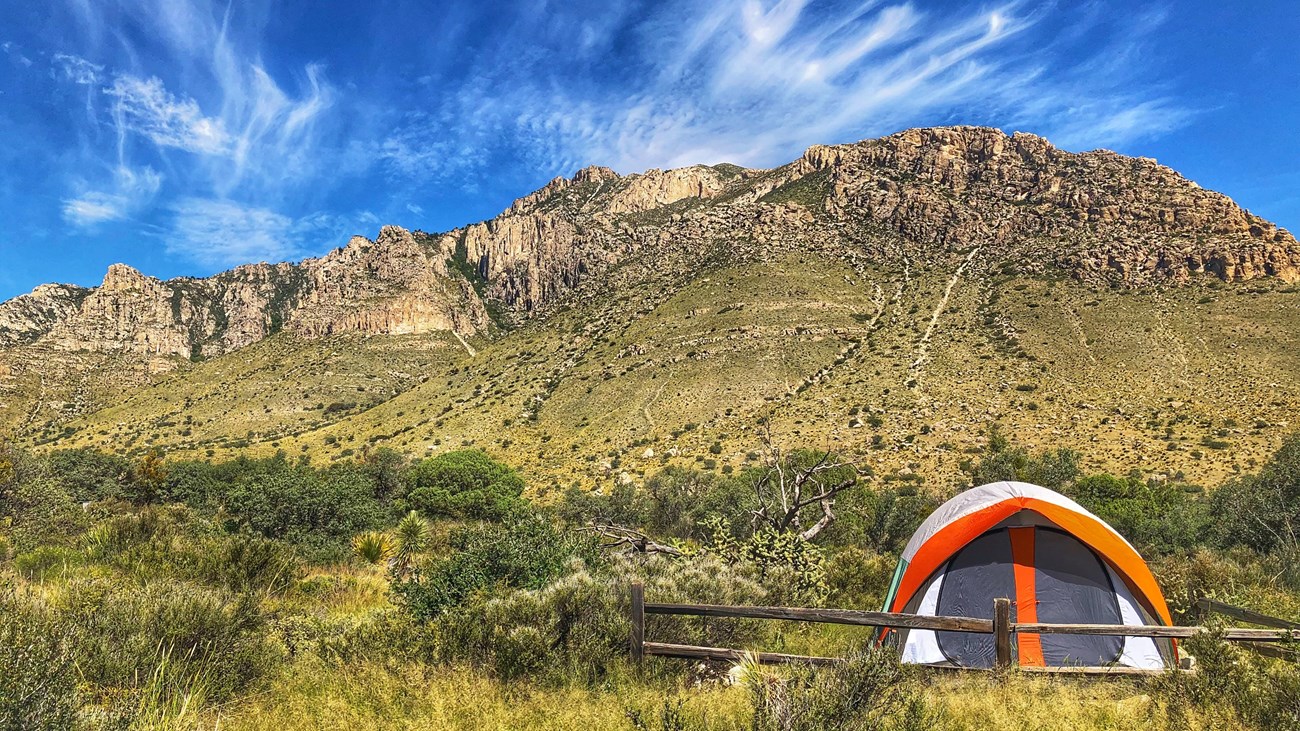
2,434,1299,729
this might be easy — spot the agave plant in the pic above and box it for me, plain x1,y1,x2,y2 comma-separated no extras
351,530,396,565
392,510,431,573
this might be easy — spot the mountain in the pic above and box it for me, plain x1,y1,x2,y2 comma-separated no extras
3,126,1298,489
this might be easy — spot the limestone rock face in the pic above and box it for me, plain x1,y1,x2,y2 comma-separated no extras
291,225,485,337
2,225,487,365
0,283,91,346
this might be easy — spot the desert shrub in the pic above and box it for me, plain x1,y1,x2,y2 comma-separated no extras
403,449,527,521
162,459,226,509
0,590,80,730
362,447,408,501
969,426,1081,490
1147,548,1280,623
746,647,931,731
823,486,936,553
558,466,756,542
44,447,132,501
1151,627,1300,729
434,551,793,685
1069,474,1210,555
1211,432,1300,554
434,560,624,683
631,551,803,651
55,578,281,703
2,476,89,551
391,512,597,620
189,531,306,594
824,545,897,609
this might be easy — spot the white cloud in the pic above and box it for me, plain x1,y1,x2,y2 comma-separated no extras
166,198,371,267
107,75,232,154
62,165,163,227
62,194,126,225
168,198,299,266
51,1,339,203
385,0,1194,180
52,53,103,84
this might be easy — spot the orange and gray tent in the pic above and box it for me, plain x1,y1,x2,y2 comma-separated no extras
880,481,1175,669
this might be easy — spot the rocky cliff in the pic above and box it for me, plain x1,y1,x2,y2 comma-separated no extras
430,126,1298,321
3,126,1298,365
0,225,487,363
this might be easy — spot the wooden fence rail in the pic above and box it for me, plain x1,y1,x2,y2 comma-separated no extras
630,583,1300,675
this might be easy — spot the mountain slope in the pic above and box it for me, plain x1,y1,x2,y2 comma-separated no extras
4,125,1299,489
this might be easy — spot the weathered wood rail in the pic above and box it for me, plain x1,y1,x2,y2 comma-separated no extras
630,584,1299,675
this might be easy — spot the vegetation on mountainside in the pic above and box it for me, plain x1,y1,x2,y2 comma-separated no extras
3,432,1300,729
32,260,1300,499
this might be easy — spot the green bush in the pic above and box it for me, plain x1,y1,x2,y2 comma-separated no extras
1069,474,1210,556
824,545,897,610
2,476,89,551
403,449,527,521
188,532,306,594
434,551,795,685
1210,432,1300,554
823,486,936,553
222,459,386,560
1152,627,1300,729
391,512,597,620
44,448,132,501
969,426,1081,491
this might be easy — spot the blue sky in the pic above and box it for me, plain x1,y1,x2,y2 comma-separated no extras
1,0,1297,301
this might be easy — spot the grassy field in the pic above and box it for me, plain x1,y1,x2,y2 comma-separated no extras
4,433,1299,730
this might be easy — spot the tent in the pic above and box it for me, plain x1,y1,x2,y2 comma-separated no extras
880,481,1175,669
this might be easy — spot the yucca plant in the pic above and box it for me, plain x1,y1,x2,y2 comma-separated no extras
392,511,431,574
351,531,396,565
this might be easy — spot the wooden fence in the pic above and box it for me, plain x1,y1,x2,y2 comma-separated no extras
629,583,1300,676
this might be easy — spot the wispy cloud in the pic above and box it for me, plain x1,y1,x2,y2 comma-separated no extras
2,41,34,68
107,75,232,154
168,198,298,266
166,198,370,267
52,52,103,84
62,165,162,226
386,0,1194,179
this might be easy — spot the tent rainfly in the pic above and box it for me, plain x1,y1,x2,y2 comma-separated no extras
880,481,1176,670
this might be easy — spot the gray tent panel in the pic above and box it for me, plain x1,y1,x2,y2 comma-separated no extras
1034,529,1124,665
935,529,1015,668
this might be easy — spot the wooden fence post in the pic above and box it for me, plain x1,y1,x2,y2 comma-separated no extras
993,597,1013,669
631,582,645,664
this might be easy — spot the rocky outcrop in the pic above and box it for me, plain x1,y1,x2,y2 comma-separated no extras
292,226,485,337
0,283,91,346
2,225,488,365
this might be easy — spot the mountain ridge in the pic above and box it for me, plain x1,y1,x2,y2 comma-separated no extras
3,125,1300,489
4,125,1296,363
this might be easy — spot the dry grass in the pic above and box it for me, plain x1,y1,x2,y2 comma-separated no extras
208,657,750,731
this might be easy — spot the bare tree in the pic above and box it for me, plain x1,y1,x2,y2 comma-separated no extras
577,521,683,556
750,425,861,541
